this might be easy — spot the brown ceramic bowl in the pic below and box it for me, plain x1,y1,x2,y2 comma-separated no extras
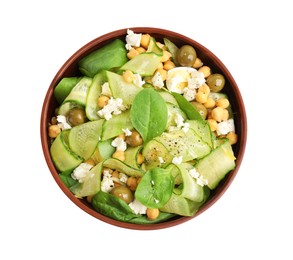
40,27,247,230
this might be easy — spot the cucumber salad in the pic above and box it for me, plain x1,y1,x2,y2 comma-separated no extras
48,29,238,224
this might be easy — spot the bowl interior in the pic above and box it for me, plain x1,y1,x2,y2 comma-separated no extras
41,27,247,230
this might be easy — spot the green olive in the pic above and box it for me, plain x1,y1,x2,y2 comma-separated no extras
67,107,87,126
190,101,207,119
125,130,143,147
206,73,225,92
110,186,134,204
176,45,197,67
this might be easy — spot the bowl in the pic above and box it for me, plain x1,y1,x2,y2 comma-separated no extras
40,27,247,230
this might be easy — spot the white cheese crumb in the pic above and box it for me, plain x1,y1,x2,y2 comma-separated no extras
152,71,164,88
111,137,127,151
158,157,165,164
122,128,132,136
188,168,208,186
71,163,93,183
119,172,128,183
172,156,183,165
101,170,115,192
125,29,142,50
129,199,147,214
101,82,112,97
56,115,72,130
97,97,126,120
133,74,145,87
217,118,235,135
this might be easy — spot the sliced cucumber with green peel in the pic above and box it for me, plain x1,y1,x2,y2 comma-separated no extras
68,119,104,160
50,130,83,172
63,77,92,106
195,139,236,189
120,52,162,76
147,37,163,55
54,77,81,104
85,71,106,121
187,120,213,148
124,146,143,169
159,91,179,106
91,139,115,163
103,158,144,177
106,71,143,106
101,110,133,141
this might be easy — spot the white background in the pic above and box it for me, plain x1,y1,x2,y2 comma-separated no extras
1,0,292,259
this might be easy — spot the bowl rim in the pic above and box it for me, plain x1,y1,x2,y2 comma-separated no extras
40,27,247,230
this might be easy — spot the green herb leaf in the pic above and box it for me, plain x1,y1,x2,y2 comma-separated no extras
130,88,168,143
171,92,204,122
135,167,174,208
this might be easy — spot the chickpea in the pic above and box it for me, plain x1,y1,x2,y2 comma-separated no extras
226,132,238,145
163,60,176,71
204,97,216,109
195,91,208,104
112,150,125,161
146,208,160,220
111,170,119,179
97,95,109,108
135,47,146,54
123,70,134,83
140,34,151,49
127,48,139,59
216,98,230,109
198,66,211,78
86,195,94,203
137,153,144,164
161,50,172,62
211,106,224,122
156,68,167,81
48,124,61,138
192,57,203,69
222,108,229,121
84,158,96,166
207,119,218,132
125,130,143,147
126,176,138,191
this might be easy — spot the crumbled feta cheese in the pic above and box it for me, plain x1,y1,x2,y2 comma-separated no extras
183,87,196,101
188,70,205,89
125,29,142,50
119,172,128,183
133,74,145,87
158,157,165,164
217,118,235,135
57,115,72,130
129,199,147,214
111,137,127,151
170,113,190,133
101,170,115,192
188,168,208,186
182,122,190,133
97,97,126,120
101,82,112,97
122,128,132,136
152,71,164,88
71,163,93,183
172,156,183,165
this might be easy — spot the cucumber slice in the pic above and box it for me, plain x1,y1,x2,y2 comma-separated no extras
120,52,162,76
54,77,81,104
68,119,104,160
159,91,179,106
91,139,115,163
106,71,143,106
85,71,106,121
101,110,133,141
166,103,187,129
155,129,211,161
58,102,82,116
142,139,173,170
103,158,144,177
50,130,83,172
71,162,103,198
147,37,163,55
163,38,179,65
64,77,92,106
195,139,236,189
124,146,143,169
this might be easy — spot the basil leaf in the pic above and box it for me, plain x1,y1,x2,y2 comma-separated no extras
171,92,204,122
135,167,174,208
130,88,168,143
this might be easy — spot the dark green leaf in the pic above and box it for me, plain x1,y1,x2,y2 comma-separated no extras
130,88,168,143
135,167,174,208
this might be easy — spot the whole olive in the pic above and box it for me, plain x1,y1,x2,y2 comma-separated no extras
67,107,87,126
125,130,143,147
110,186,134,204
206,73,225,92
190,101,207,119
176,45,197,67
